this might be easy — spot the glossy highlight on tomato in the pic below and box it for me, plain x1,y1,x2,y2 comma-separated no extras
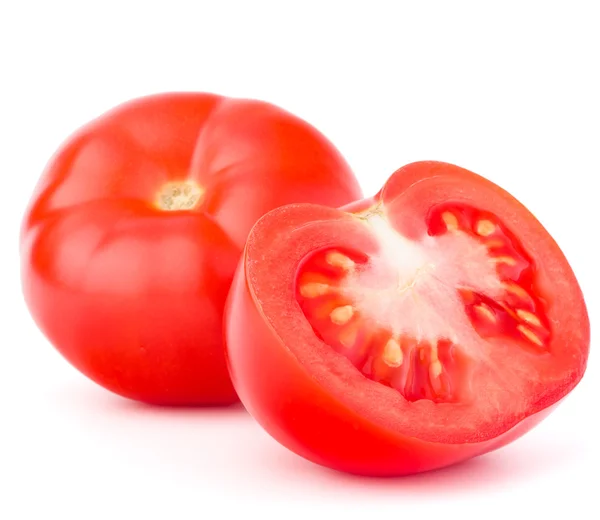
225,161,590,475
20,92,362,405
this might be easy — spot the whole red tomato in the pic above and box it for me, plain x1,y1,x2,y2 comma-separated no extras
21,92,362,405
225,161,590,475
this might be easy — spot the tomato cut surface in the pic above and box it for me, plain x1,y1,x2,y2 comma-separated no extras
226,161,589,475
20,92,362,405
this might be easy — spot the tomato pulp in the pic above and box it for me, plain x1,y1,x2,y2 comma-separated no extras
226,161,589,475
21,93,362,405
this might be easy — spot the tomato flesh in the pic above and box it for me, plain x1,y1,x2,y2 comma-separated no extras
226,161,590,475
296,201,551,406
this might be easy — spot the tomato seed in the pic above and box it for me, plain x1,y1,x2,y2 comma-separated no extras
299,282,330,298
474,304,496,322
516,309,542,327
491,255,517,266
326,251,355,270
442,212,459,231
429,360,443,379
476,219,495,236
382,338,403,367
517,325,544,346
502,282,531,300
330,305,354,325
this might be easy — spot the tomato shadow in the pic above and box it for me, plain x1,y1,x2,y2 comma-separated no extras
255,435,582,496
51,380,259,481
111,395,248,416
53,379,248,417
51,380,582,496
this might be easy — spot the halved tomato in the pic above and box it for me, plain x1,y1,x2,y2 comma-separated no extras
225,161,590,475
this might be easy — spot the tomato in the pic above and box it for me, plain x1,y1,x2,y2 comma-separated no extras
225,161,589,475
20,92,362,405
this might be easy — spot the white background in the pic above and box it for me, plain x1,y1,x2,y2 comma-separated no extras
1,1,598,518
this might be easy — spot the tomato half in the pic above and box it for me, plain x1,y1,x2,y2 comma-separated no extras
20,92,362,405
225,161,590,475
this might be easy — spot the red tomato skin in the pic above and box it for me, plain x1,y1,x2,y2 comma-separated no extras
21,93,362,405
23,203,240,405
225,258,555,476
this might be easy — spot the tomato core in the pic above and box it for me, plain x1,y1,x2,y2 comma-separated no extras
156,181,204,211
296,204,550,404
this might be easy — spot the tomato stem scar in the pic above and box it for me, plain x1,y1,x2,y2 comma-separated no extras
156,181,203,211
